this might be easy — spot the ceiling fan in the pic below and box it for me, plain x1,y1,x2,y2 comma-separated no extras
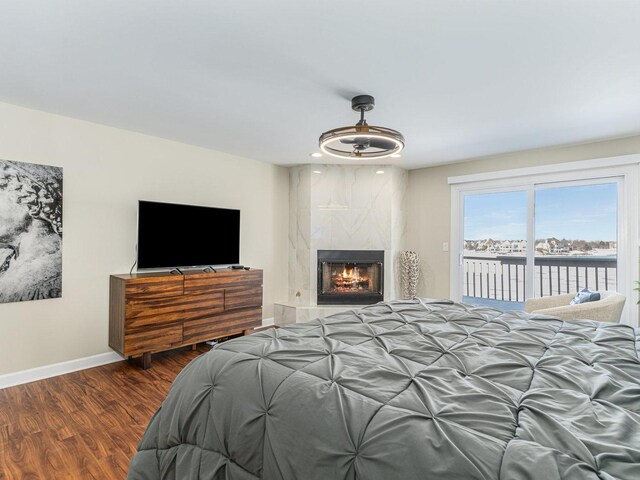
318,95,405,160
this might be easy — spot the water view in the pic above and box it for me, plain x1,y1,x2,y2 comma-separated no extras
462,183,617,311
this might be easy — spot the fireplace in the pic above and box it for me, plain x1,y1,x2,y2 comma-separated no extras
317,250,384,305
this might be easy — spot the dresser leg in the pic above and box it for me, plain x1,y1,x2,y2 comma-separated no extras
191,344,197,351
142,352,152,369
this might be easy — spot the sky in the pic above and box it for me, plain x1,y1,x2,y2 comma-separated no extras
464,183,617,241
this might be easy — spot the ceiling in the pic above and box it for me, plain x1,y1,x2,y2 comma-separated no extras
0,1,639,170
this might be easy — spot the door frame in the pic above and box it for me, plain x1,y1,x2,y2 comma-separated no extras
449,154,640,326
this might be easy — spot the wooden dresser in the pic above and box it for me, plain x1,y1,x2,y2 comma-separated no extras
109,269,263,368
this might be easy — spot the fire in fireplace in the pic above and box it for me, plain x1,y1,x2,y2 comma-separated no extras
317,250,384,305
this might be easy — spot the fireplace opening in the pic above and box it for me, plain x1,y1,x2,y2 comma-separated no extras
317,250,384,305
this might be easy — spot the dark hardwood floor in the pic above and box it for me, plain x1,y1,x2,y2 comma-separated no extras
0,346,210,479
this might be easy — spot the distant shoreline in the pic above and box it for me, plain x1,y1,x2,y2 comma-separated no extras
463,250,617,258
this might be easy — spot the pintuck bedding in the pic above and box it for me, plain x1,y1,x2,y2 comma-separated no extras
128,300,640,480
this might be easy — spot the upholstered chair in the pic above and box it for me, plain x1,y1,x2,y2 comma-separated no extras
524,291,626,323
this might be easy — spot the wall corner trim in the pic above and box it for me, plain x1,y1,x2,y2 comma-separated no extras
0,351,125,390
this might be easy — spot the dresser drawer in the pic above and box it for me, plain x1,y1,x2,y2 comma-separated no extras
124,324,183,357
183,307,262,344
125,291,224,330
225,285,263,310
180,292,226,321
125,276,183,299
184,270,263,295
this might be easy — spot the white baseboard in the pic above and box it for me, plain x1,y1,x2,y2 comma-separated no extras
0,351,125,390
1,320,277,390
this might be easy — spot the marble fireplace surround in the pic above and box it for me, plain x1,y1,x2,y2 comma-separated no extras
276,164,407,325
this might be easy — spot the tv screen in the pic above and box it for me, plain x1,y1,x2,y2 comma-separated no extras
137,201,240,269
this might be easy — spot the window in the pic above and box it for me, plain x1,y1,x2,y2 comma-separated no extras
450,156,639,326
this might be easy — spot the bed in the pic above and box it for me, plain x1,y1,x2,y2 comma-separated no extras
128,299,640,479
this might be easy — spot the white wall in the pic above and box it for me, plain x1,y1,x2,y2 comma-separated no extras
0,101,289,376
406,134,640,299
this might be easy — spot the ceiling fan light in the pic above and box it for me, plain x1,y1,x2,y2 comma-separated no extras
319,127,405,160
318,95,405,160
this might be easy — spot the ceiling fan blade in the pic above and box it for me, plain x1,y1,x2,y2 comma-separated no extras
368,138,396,150
339,138,359,145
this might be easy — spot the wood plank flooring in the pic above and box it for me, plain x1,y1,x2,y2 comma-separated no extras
0,346,209,479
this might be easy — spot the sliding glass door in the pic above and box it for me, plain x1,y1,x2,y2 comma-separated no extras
534,181,618,298
458,178,621,312
462,190,529,311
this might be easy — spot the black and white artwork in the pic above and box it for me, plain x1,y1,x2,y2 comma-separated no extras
0,159,63,303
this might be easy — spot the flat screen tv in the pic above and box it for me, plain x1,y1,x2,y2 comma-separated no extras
137,200,240,269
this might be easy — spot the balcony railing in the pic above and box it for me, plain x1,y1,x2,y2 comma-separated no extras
463,255,617,302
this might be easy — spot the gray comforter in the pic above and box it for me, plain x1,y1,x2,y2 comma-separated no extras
128,300,640,479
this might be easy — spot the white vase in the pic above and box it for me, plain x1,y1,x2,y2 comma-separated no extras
400,251,420,299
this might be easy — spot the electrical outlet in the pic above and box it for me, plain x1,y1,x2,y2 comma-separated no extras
442,242,449,252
